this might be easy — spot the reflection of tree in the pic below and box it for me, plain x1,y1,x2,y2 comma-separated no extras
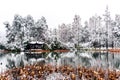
92,52,99,59
6,59,16,69
115,61,120,68
51,52,60,60
42,52,49,58
19,59,24,67
81,57,91,67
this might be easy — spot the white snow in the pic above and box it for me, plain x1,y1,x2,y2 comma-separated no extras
0,57,9,73
46,72,66,80
79,53,92,58
29,41,44,44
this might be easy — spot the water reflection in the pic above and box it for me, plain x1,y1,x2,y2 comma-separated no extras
0,51,120,73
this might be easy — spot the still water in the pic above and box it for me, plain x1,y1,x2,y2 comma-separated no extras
0,51,120,73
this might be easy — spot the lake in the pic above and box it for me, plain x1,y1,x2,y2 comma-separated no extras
0,51,120,73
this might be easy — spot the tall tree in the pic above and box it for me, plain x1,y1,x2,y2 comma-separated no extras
82,21,90,43
4,15,48,50
24,15,34,42
58,23,68,43
33,16,48,41
4,14,24,49
89,15,103,47
4,21,15,49
103,6,112,48
72,15,82,44
12,14,24,49
113,14,120,47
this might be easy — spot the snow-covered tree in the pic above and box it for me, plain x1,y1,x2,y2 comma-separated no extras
72,15,82,44
112,14,120,47
4,6,120,50
46,28,53,44
103,6,113,48
88,15,103,47
58,23,73,43
58,24,68,43
24,15,34,42
12,14,24,49
66,24,73,43
4,22,13,43
4,15,49,50
4,14,24,49
52,28,58,41
81,21,90,43
33,16,48,41
4,22,14,49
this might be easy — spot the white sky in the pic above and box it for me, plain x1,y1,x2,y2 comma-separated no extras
0,0,120,39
